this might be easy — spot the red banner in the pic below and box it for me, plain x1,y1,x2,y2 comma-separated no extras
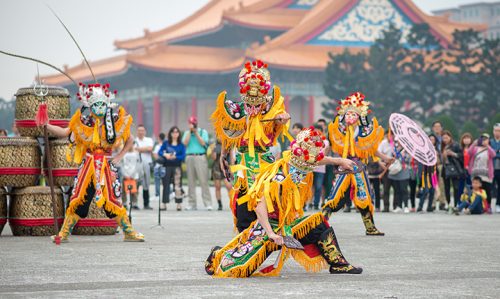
15,119,69,128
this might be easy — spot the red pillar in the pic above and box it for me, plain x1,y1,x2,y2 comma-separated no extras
308,96,315,125
137,98,144,125
285,95,290,111
191,97,197,117
122,100,129,112
153,96,161,137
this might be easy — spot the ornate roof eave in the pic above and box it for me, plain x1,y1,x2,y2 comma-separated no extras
113,0,263,51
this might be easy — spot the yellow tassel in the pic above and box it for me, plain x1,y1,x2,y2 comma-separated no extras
92,118,100,145
291,249,329,273
67,158,95,215
323,174,351,210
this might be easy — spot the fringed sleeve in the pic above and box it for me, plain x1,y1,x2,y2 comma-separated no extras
355,117,384,159
211,91,246,151
261,86,293,144
328,117,384,159
246,152,305,230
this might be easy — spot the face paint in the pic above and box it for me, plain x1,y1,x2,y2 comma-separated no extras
345,110,360,125
91,101,107,117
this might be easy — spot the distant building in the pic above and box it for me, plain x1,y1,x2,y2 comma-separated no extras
433,1,500,39
43,0,484,135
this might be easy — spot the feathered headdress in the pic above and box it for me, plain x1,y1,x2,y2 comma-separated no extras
77,82,117,108
238,59,271,106
289,127,326,172
336,92,372,117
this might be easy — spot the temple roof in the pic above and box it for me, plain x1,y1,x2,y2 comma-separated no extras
249,0,487,70
114,0,261,50
45,0,487,84
43,45,245,85
113,0,316,50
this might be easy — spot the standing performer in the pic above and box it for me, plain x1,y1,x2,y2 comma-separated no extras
47,83,144,242
324,92,392,236
205,128,363,277
211,60,291,232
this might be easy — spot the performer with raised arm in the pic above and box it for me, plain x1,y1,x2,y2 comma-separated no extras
47,83,144,242
211,60,291,232
205,128,363,277
324,92,393,236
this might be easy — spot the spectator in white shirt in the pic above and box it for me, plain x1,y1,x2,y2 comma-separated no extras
134,125,154,210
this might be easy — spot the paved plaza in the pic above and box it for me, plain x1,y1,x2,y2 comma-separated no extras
1,188,499,298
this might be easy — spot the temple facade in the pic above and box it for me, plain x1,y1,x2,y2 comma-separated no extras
44,0,484,136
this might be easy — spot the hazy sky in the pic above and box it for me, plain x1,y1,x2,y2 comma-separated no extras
0,0,496,100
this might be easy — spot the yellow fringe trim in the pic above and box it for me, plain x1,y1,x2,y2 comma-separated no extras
245,152,305,230
252,248,290,277
350,172,375,214
328,117,384,160
67,160,95,215
211,86,292,153
322,174,352,210
68,106,133,164
214,242,268,278
211,91,246,151
291,249,329,273
291,212,324,240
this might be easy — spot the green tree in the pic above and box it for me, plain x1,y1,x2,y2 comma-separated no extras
461,120,479,139
443,29,483,123
365,23,409,123
403,23,446,120
322,49,368,119
477,38,500,121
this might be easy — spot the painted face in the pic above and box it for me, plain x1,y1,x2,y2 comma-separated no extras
345,110,360,126
91,101,107,118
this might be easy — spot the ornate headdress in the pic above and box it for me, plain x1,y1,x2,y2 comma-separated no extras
289,127,326,172
238,59,271,106
336,92,372,117
77,82,117,108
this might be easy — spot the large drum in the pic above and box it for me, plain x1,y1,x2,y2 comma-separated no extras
0,188,7,235
46,139,78,187
0,137,41,187
9,186,64,236
15,86,70,138
72,201,118,235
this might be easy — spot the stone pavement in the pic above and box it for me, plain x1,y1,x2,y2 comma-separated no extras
0,188,499,298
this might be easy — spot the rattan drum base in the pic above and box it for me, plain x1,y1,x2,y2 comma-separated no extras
0,175,39,188
9,186,65,236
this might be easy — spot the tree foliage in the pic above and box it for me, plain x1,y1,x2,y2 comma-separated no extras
322,23,499,133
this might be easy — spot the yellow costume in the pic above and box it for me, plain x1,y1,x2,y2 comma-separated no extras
205,129,362,277
211,60,291,232
324,92,385,236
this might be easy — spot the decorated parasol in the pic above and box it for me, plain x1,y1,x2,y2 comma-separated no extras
389,113,437,166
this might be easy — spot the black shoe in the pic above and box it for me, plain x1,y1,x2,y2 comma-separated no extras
343,206,351,213
143,206,153,210
329,265,363,274
132,205,140,210
416,207,422,212
217,200,223,211
382,207,390,213
313,205,319,210
205,246,221,275
439,203,446,211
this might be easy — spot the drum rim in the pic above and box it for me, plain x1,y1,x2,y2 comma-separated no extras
11,186,63,195
15,86,70,97
0,137,39,146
